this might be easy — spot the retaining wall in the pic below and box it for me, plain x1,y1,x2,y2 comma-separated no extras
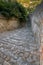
0,16,19,32
31,2,43,65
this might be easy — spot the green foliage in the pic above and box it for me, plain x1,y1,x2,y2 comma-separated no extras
0,0,27,22
26,0,42,14
17,0,42,14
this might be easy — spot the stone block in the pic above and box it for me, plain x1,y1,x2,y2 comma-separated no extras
7,18,19,30
0,19,7,32
0,17,20,32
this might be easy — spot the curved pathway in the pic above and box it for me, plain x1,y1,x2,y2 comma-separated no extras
0,27,39,65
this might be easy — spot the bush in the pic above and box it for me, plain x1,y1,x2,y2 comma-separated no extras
0,0,27,22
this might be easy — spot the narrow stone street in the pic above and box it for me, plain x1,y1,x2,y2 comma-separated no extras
0,27,39,65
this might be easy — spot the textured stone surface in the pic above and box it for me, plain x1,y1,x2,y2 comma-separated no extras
0,17,19,32
31,2,43,65
7,18,19,30
0,27,39,65
3,61,11,65
0,19,7,32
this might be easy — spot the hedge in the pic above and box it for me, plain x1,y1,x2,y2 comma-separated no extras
0,0,27,22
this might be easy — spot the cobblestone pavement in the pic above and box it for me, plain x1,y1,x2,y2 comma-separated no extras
0,27,39,65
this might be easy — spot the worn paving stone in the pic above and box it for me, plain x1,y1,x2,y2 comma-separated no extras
0,27,39,65
3,61,11,65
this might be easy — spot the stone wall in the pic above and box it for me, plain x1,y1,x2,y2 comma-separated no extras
0,16,19,32
31,16,41,45
31,2,43,65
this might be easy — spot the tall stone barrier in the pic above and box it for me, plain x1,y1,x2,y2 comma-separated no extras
31,2,43,65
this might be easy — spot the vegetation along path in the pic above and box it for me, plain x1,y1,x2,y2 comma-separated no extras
0,26,39,65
